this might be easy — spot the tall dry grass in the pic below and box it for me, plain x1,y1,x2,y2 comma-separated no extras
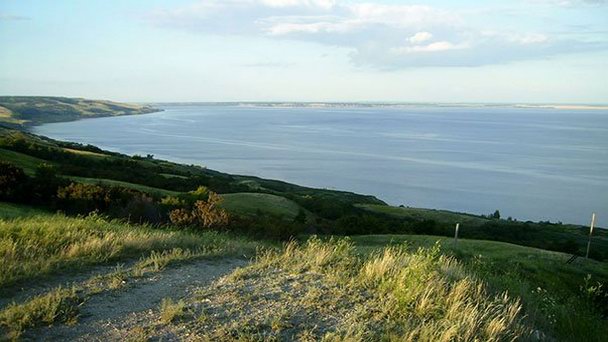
0,213,258,289
258,237,528,341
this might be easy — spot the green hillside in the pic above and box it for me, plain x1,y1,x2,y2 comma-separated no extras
349,235,608,341
358,203,608,261
221,192,312,221
0,96,161,128
0,202,48,220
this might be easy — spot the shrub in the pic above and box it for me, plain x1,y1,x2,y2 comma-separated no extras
122,194,162,224
169,191,229,229
169,208,195,226
57,183,109,214
191,193,229,228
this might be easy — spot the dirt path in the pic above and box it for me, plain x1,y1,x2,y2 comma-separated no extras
1,262,137,310
25,257,247,341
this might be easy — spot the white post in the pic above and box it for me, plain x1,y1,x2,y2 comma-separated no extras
454,223,460,244
585,213,596,259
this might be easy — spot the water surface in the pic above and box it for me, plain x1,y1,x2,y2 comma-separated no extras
33,105,608,226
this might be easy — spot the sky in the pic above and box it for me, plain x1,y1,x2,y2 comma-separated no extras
0,0,607,103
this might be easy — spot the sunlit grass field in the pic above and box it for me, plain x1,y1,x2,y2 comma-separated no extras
348,234,608,341
0,209,259,291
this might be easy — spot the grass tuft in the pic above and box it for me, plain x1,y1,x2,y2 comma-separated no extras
0,287,80,340
159,298,186,324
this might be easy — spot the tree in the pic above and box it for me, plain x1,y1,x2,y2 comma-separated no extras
294,208,306,223
32,163,64,201
0,161,28,201
492,210,501,220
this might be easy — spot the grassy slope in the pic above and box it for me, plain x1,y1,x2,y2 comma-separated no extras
0,209,260,292
349,234,608,341
0,202,49,220
358,203,608,259
0,147,181,196
0,148,52,174
0,96,160,128
350,234,608,285
69,176,181,197
221,193,311,220
358,204,489,226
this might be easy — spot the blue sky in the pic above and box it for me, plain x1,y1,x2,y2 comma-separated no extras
1,0,607,103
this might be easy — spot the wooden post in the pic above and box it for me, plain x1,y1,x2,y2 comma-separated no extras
454,223,460,244
585,213,596,259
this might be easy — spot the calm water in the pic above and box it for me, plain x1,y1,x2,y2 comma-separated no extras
33,105,608,226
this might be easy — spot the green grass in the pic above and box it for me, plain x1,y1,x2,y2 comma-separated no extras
349,234,608,341
61,147,109,158
358,204,608,261
0,213,259,291
160,173,189,179
357,204,489,226
221,192,311,220
159,298,187,324
0,148,50,174
0,202,49,220
0,286,79,339
68,176,181,197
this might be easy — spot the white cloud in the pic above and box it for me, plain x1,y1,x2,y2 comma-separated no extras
348,4,460,28
392,41,469,54
408,32,434,44
516,33,549,44
528,0,606,6
482,31,549,45
146,0,607,68
260,0,336,9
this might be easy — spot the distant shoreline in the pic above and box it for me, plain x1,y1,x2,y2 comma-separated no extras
514,104,608,111
0,96,163,130
147,102,608,110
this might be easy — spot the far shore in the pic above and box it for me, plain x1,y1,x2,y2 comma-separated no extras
515,104,608,111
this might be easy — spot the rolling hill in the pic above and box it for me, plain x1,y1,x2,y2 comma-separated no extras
0,96,161,129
